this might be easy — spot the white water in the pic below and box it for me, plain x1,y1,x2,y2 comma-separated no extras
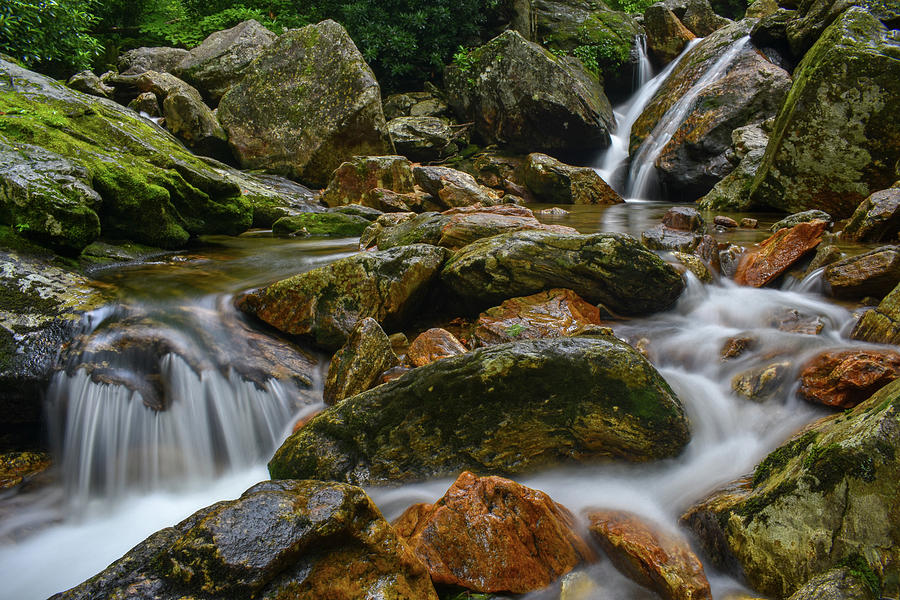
625,36,750,200
596,38,701,192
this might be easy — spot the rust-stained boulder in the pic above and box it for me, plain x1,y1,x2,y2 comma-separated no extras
321,156,416,208
823,246,900,300
406,328,468,367
393,471,595,594
587,509,712,600
799,349,900,409
733,220,827,287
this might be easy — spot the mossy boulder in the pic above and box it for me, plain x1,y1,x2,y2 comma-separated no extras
786,567,878,600
52,480,438,600
0,250,109,448
666,0,733,36
823,245,900,300
631,21,791,199
321,155,415,209
445,29,615,154
644,3,698,65
323,317,398,405
852,281,900,345
117,46,190,76
523,152,623,204
698,122,769,211
218,20,394,187
441,230,685,315
237,244,450,350
0,59,254,252
387,116,460,162
173,19,277,105
748,8,900,219
268,335,690,485
681,377,900,599
785,0,900,59
532,0,644,100
841,188,900,243
271,212,371,237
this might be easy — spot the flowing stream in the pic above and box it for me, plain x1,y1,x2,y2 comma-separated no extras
0,36,872,600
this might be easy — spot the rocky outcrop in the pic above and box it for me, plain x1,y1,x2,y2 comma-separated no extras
840,188,900,243
0,59,254,252
823,246,900,300
218,20,393,187
470,288,608,347
587,510,712,600
748,8,900,219
237,244,450,350
445,29,615,153
117,46,190,76
394,471,594,594
441,230,685,315
133,71,230,160
52,480,438,600
321,156,416,209
323,318,398,405
405,328,468,367
173,19,277,105
631,21,792,198
524,153,623,204
268,336,691,484
733,220,827,287
682,377,900,599
852,282,900,345
644,4,697,65
798,349,900,409
0,251,108,448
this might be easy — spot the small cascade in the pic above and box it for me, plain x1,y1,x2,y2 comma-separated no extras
595,38,701,191
633,34,653,89
626,36,750,199
47,355,306,507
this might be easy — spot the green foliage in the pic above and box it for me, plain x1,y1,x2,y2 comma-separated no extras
138,3,279,48
605,0,656,14
0,0,102,76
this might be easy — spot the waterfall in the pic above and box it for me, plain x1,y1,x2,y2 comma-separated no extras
633,34,653,90
626,36,750,199
595,38,701,192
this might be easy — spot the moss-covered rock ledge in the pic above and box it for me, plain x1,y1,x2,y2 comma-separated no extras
269,335,691,485
682,377,900,599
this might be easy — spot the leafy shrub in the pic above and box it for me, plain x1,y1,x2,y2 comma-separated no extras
605,0,656,13
0,0,102,76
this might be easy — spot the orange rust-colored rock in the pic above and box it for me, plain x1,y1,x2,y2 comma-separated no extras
471,288,606,347
406,328,468,367
733,220,827,287
799,349,900,408
587,510,712,600
393,471,595,594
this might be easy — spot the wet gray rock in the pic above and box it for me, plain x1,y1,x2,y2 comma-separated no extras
117,46,190,76
66,71,114,98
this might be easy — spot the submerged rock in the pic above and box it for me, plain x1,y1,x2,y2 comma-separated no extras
52,480,438,600
441,230,685,315
237,244,450,350
749,8,900,218
394,471,594,594
173,19,277,105
682,377,900,599
218,20,393,187
587,509,712,600
445,29,614,153
470,288,608,347
323,317,398,405
268,336,691,484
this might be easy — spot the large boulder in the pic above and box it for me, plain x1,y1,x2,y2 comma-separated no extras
134,71,230,161
218,20,394,187
667,0,733,36
532,0,644,100
681,377,900,599
117,46,190,76
269,336,691,484
630,21,792,199
0,250,108,448
52,480,438,600
321,156,415,209
823,246,900,300
445,29,615,154
173,19,277,105
441,230,685,315
852,281,900,345
523,153,623,204
394,471,594,594
237,244,450,350
387,116,460,162
840,188,900,243
785,0,900,59
0,60,253,252
697,122,769,210
413,166,498,208
798,349,900,409
733,220,827,287
748,8,900,219
323,317,398,405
